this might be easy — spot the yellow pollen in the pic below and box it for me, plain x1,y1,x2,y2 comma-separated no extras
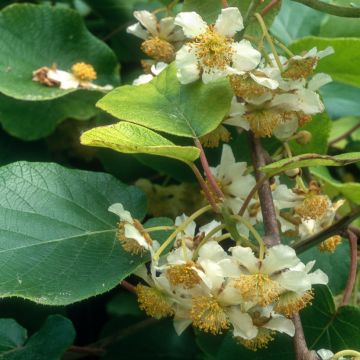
117,220,152,256
319,235,342,253
244,109,282,138
191,26,234,71
237,328,275,351
141,37,175,63
282,58,317,80
234,273,281,306
229,74,270,99
166,262,201,289
275,290,314,316
295,195,329,220
71,62,97,81
191,296,230,334
136,284,174,319
200,125,231,148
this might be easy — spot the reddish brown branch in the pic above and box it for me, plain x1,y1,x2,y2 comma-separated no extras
260,0,281,16
342,229,358,305
121,280,136,293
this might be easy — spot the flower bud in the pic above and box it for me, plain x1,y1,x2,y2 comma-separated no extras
285,168,301,178
296,131,312,145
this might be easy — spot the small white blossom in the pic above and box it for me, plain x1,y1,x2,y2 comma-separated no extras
133,62,168,85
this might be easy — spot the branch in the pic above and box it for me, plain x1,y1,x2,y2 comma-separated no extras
342,229,358,305
249,132,280,246
292,207,360,253
291,0,360,17
329,122,360,147
121,280,136,293
260,0,281,17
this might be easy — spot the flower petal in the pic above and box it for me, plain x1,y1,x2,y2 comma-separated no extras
108,203,133,222
231,40,261,72
159,17,176,38
230,246,259,274
277,270,312,293
199,220,222,238
133,10,158,36
124,223,150,249
214,7,244,37
308,73,332,91
133,74,154,85
264,316,295,336
174,12,207,37
126,22,149,40
175,45,200,84
228,307,258,339
261,245,300,275
308,269,328,285
173,318,192,335
198,241,227,262
249,72,279,90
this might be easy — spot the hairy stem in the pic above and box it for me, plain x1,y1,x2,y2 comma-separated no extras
342,230,358,305
291,0,360,17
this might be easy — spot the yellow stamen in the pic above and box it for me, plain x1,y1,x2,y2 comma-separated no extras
229,74,269,99
141,37,175,63
275,290,314,316
200,125,231,148
71,62,97,81
237,328,275,351
295,195,329,220
244,109,282,138
282,58,317,80
234,273,281,306
166,262,201,289
191,296,230,334
319,235,342,253
136,284,174,319
191,25,234,71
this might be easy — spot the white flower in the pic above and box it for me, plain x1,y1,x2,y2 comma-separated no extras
210,144,256,214
133,62,168,85
174,8,261,84
317,349,335,360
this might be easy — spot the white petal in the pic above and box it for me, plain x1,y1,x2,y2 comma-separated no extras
214,7,243,37
175,213,196,238
264,317,295,336
47,69,79,90
317,349,334,360
249,72,279,90
277,270,312,293
201,67,228,83
133,74,154,85
231,40,261,72
159,17,176,38
245,92,273,106
273,116,299,140
167,247,193,264
173,319,192,335
229,97,246,117
126,22,149,40
199,220,222,238
124,223,150,250
151,62,168,75
108,203,133,223
218,282,243,305
198,241,227,261
308,73,332,91
133,10,157,36
174,12,207,37
261,245,300,275
198,258,225,291
217,144,236,179
230,246,259,274
308,269,328,285
317,46,334,59
224,115,249,129
175,45,200,84
227,308,258,339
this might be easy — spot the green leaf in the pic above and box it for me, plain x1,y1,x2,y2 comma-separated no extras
107,292,142,317
97,63,233,138
81,121,200,163
0,315,75,359
289,113,332,155
0,161,148,305
329,116,360,149
311,166,360,205
0,3,119,100
261,152,360,176
0,319,27,352
271,0,324,45
302,286,360,352
289,37,360,88
0,91,101,140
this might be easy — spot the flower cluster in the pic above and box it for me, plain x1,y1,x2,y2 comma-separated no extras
110,204,328,350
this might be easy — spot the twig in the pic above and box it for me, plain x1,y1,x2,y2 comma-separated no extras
67,345,105,357
291,0,360,17
260,0,281,17
329,122,360,147
121,280,136,293
249,132,281,246
292,313,319,360
292,207,360,253
342,230,358,305
243,0,263,27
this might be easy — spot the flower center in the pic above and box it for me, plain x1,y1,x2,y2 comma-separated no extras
275,290,314,317
191,25,234,71
229,74,270,99
244,109,282,138
71,62,97,81
166,262,201,289
295,195,329,220
200,124,231,148
237,328,275,351
141,37,175,63
136,284,174,319
191,296,230,334
234,273,281,306
282,58,317,80
319,235,342,253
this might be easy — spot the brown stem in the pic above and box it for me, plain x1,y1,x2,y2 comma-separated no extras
260,0,281,16
67,345,105,357
329,122,360,147
194,139,224,199
121,280,136,293
190,163,219,212
342,230,358,305
292,313,319,360
249,132,280,246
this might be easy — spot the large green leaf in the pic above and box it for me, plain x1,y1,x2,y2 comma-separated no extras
289,37,360,88
0,3,119,100
329,116,360,149
0,161,148,305
0,315,75,359
81,121,200,163
0,319,26,352
97,63,233,138
261,152,360,176
289,113,332,155
302,286,360,352
0,91,101,140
